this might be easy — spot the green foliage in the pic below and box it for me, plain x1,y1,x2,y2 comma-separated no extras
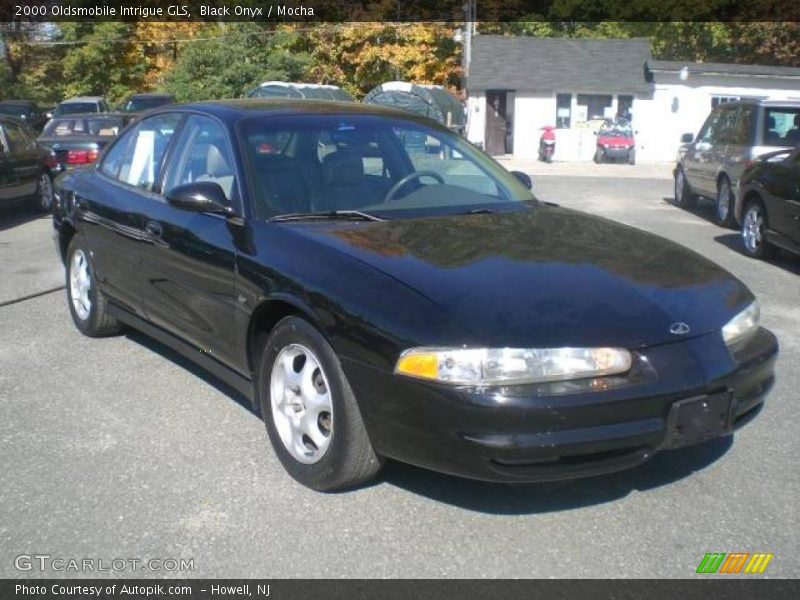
160,25,311,102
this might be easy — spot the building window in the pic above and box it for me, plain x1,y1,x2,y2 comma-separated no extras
556,94,571,129
577,94,613,121
617,95,633,122
711,95,739,108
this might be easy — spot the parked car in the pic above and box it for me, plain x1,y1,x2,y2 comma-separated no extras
120,93,176,114
53,100,777,491
53,96,109,117
0,116,55,212
0,100,49,132
37,113,132,172
247,81,353,101
594,123,636,164
736,147,800,259
674,99,800,227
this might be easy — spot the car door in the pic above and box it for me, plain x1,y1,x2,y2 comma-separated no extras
138,113,242,370
683,107,724,195
772,150,800,244
723,105,755,187
82,112,183,316
0,119,41,199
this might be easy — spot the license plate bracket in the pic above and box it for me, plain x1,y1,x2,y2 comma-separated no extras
664,392,734,449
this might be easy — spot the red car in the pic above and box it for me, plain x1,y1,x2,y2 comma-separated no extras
594,124,636,165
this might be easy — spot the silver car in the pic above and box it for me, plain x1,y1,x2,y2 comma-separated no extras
673,99,800,227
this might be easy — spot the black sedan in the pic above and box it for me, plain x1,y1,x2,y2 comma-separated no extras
0,100,49,132
736,147,800,259
1,115,56,212
52,100,778,491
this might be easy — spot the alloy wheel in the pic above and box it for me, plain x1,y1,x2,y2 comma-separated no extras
39,174,53,211
742,205,764,254
69,249,91,320
717,180,731,222
270,344,333,464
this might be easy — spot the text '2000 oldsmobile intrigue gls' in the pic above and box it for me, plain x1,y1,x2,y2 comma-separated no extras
52,100,778,491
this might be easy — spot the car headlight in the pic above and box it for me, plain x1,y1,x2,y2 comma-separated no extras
722,300,760,348
395,347,632,385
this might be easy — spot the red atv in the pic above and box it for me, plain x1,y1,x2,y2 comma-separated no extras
594,123,636,165
538,125,556,163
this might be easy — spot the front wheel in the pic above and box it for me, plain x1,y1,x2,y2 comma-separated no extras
65,237,122,337
259,316,384,491
673,167,696,208
715,177,736,228
594,149,603,164
628,149,636,165
741,200,776,259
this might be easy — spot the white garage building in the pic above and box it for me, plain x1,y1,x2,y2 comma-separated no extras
465,36,800,162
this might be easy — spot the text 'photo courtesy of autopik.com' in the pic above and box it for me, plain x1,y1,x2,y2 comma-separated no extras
0,0,799,597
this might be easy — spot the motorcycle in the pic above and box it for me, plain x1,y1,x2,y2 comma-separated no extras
538,126,555,163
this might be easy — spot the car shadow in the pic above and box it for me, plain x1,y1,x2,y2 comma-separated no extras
121,325,734,513
123,328,258,417
714,233,800,275
378,437,733,514
660,195,730,228
0,206,45,232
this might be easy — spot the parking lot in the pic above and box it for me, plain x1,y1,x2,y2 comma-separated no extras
1,162,798,578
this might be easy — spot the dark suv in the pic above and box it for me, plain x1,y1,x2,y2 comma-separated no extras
673,99,800,227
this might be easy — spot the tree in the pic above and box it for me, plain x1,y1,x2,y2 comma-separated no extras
160,24,311,101
60,22,147,105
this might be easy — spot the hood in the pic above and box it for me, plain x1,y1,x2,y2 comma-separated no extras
287,207,751,349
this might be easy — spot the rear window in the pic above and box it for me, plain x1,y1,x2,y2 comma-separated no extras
763,107,800,146
43,117,126,137
123,96,173,112
56,102,99,115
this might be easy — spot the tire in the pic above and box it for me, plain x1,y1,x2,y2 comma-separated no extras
259,316,383,491
594,149,603,164
31,171,54,213
628,149,636,165
715,176,736,228
673,167,697,208
741,199,776,260
65,237,122,337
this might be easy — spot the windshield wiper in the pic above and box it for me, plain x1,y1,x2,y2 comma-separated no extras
268,210,384,223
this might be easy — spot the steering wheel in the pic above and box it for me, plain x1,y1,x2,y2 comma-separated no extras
385,170,445,203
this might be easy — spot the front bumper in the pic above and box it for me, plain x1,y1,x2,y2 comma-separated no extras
599,146,634,159
344,328,777,483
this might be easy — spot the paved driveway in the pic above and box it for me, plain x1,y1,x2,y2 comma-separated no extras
0,169,797,578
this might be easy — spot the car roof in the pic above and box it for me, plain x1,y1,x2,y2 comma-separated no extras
718,98,800,109
0,99,35,106
60,96,105,103
162,98,435,124
129,93,174,99
48,112,127,119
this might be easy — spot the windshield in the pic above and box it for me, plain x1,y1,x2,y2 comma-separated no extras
239,114,535,220
43,117,126,137
599,126,633,137
56,102,99,115
124,96,172,112
0,105,31,118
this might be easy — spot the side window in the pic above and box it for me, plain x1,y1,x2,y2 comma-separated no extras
115,113,182,191
696,110,722,144
100,126,137,179
3,120,32,152
711,108,737,144
163,115,237,206
730,108,754,146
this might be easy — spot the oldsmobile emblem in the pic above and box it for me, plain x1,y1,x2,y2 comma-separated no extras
670,322,691,335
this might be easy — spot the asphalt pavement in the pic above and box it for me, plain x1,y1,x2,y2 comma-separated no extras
1,164,798,578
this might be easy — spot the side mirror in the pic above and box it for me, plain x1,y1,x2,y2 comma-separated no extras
166,182,232,214
45,112,53,119
680,133,694,143
510,170,532,190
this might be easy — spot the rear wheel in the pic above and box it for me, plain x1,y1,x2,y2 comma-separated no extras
594,149,604,164
66,237,121,337
715,176,736,228
259,316,383,491
673,167,696,208
628,149,636,165
32,172,53,213
741,200,776,259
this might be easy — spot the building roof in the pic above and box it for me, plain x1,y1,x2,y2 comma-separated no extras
467,36,653,94
647,60,800,79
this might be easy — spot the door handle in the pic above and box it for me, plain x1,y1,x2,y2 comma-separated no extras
144,221,163,238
